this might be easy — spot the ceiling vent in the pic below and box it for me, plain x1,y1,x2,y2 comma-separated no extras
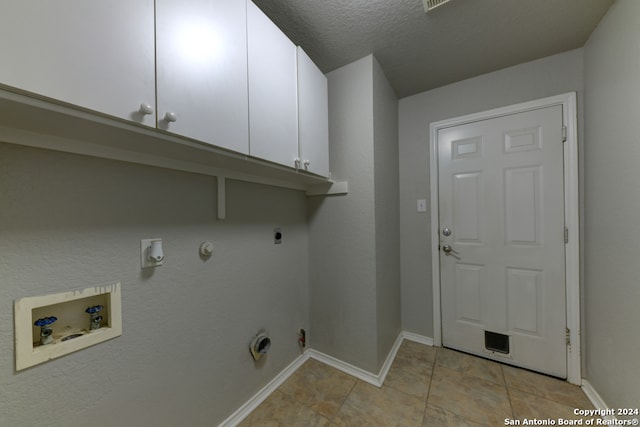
423,0,453,13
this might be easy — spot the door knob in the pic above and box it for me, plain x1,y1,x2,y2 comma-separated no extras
442,227,452,236
441,244,460,257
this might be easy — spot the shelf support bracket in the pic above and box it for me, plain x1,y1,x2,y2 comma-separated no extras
305,181,349,196
217,176,226,220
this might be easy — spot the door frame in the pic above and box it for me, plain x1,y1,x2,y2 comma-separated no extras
429,92,581,384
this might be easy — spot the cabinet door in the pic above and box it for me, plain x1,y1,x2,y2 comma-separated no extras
247,1,299,168
156,0,249,154
0,0,156,126
297,47,330,177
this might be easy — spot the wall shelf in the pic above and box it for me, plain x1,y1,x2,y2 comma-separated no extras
305,180,349,196
0,87,346,204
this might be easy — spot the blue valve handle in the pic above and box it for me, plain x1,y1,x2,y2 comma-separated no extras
34,317,57,327
85,305,103,314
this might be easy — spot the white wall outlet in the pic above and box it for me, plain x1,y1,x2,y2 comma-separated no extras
141,238,164,268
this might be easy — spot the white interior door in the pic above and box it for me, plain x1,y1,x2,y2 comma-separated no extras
438,105,567,378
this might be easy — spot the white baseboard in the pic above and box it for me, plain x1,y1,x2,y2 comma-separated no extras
400,331,434,347
306,348,381,387
307,331,409,388
581,380,617,421
377,333,405,385
218,331,435,426
218,352,310,427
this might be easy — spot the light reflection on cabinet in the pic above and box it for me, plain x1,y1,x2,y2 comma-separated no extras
156,0,249,154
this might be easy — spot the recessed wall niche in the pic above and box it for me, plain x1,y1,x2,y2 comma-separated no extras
14,282,122,371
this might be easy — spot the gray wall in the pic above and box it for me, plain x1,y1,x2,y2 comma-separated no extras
308,55,400,374
398,48,584,338
373,59,401,367
0,142,309,426
308,55,378,373
583,0,640,410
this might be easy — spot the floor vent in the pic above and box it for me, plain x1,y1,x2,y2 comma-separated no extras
422,0,453,13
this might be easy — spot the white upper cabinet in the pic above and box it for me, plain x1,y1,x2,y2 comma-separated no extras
0,0,332,185
156,0,249,153
297,47,330,177
0,0,156,126
247,1,299,168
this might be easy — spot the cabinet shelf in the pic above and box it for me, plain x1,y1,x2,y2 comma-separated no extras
0,86,335,194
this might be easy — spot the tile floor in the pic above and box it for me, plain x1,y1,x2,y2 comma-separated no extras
239,340,597,426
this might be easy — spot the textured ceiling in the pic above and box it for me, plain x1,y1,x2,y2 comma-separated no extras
253,0,615,98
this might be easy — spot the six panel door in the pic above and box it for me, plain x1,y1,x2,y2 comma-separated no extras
438,105,567,378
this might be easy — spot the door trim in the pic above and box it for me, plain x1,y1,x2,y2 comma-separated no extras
429,92,581,384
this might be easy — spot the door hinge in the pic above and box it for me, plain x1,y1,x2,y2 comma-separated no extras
566,327,571,346
562,126,567,143
564,227,569,244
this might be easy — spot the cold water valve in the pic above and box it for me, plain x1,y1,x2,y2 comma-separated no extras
34,316,57,345
85,305,104,330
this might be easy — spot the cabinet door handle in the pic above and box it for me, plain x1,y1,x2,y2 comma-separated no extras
164,112,177,123
139,103,154,115
303,160,310,169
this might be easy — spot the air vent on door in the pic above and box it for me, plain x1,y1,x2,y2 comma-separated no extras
423,0,453,13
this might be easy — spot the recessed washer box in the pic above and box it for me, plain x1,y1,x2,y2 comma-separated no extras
14,282,122,371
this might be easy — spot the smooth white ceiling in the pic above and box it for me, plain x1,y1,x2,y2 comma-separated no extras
253,0,615,98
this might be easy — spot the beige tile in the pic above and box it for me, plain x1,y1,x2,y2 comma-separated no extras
241,351,597,427
384,342,434,399
510,388,599,423
428,364,512,426
423,404,493,427
397,340,438,364
333,380,426,427
238,390,332,427
384,361,432,400
435,347,504,385
503,365,593,409
278,358,356,418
